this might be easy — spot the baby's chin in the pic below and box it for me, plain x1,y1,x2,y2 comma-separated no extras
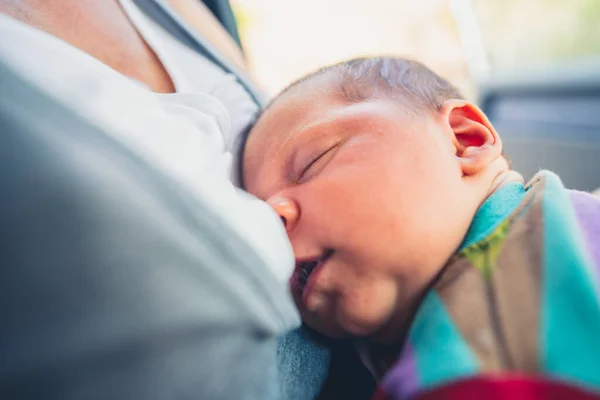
305,309,396,341
300,285,404,340
337,304,414,345
300,309,348,339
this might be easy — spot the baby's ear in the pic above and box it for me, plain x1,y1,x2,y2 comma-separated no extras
440,100,502,176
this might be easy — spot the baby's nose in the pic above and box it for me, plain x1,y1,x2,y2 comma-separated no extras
267,196,300,233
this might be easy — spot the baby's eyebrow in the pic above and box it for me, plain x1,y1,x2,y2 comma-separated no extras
265,101,367,162
288,114,361,150
299,112,356,137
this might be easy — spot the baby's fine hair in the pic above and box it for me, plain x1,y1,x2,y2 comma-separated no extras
272,57,465,115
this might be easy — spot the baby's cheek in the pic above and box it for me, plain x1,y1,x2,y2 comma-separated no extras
336,279,397,337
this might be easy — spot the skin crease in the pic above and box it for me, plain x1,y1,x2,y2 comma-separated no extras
243,80,523,346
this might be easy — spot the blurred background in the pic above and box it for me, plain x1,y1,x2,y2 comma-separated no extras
231,0,600,98
230,0,600,191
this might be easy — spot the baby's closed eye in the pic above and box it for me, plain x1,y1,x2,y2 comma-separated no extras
294,142,342,183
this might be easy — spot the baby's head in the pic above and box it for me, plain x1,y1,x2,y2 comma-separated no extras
243,57,509,345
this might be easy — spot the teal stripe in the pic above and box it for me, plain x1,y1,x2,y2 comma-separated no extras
409,291,479,390
541,172,600,389
460,182,526,251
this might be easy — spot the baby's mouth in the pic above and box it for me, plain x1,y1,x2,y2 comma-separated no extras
297,260,318,291
294,250,333,296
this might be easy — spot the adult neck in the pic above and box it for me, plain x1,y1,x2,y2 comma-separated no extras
0,0,176,93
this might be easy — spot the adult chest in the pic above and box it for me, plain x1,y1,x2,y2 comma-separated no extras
1,0,175,92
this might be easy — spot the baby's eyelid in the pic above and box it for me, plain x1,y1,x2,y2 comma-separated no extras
295,143,340,183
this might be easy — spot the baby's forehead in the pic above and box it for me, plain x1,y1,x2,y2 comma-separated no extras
248,87,341,147
246,86,417,158
247,97,403,163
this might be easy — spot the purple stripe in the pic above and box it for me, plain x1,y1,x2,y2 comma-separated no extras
570,190,600,275
381,344,420,400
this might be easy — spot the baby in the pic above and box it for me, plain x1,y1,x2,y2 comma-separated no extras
242,58,600,399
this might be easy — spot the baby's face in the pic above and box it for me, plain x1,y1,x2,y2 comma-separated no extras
243,86,473,344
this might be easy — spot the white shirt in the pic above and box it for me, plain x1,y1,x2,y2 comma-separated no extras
0,13,295,286
118,0,258,143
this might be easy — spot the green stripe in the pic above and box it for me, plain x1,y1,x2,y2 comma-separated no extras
409,291,479,389
460,219,510,280
541,172,600,389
